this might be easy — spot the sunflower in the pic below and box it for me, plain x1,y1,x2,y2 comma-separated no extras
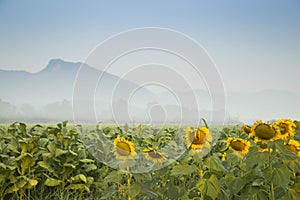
249,120,280,142
143,147,166,163
221,152,227,161
241,125,251,135
285,140,300,156
275,119,296,140
113,135,137,159
185,127,212,149
227,138,250,155
259,142,269,152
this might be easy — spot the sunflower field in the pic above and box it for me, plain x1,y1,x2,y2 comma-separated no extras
0,119,299,200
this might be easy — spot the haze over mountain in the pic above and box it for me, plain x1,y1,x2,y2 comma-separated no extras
0,59,299,124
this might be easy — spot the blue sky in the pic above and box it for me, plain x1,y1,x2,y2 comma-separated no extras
0,0,299,94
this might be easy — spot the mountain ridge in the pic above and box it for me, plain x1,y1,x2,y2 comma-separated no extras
0,59,299,123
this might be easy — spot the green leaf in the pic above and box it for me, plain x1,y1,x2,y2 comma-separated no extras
272,166,291,188
63,163,76,169
225,171,256,195
129,183,142,198
264,165,291,188
268,140,286,152
288,183,300,200
86,177,94,186
100,188,116,199
226,152,241,164
256,189,269,200
5,179,27,194
6,144,20,154
45,177,62,187
38,161,55,173
47,143,56,153
0,163,7,169
197,174,220,200
104,171,123,184
283,159,300,172
171,164,198,176
20,154,33,175
38,138,49,148
19,141,27,154
218,188,230,200
28,179,38,187
62,120,68,127
69,149,78,156
68,174,87,183
133,173,152,182
55,149,68,157
83,164,97,172
166,185,179,199
19,123,27,133
205,154,226,173
65,183,90,192
225,173,243,195
79,159,94,163
245,147,269,168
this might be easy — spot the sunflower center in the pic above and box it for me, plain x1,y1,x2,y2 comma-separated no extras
260,143,268,149
286,145,298,154
243,126,251,134
255,124,276,140
193,130,206,144
231,140,245,151
148,151,163,159
116,142,131,156
279,124,288,135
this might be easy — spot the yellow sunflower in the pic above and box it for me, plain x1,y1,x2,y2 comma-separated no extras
221,152,227,161
275,119,296,140
143,147,166,163
249,120,280,142
259,142,269,152
227,138,250,155
185,127,212,149
285,140,300,156
241,125,251,135
113,136,137,159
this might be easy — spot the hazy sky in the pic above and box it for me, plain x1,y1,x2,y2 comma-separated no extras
0,0,299,94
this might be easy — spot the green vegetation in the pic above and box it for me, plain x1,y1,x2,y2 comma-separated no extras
0,121,299,200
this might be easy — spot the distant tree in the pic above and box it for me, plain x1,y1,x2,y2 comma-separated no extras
43,99,72,120
20,103,37,117
0,98,17,119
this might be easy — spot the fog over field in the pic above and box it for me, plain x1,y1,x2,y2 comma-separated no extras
0,59,299,124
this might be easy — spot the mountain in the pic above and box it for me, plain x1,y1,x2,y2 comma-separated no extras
0,59,153,106
0,59,299,124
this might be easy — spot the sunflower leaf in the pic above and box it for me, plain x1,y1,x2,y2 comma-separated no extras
271,165,291,188
245,147,269,168
197,174,220,200
204,154,226,173
129,183,142,198
287,183,300,200
100,188,116,199
171,164,198,176
104,171,123,184
65,183,90,192
45,177,62,187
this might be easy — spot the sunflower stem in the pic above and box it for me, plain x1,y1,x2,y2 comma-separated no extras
200,118,209,129
268,147,275,200
240,160,244,177
127,167,131,200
